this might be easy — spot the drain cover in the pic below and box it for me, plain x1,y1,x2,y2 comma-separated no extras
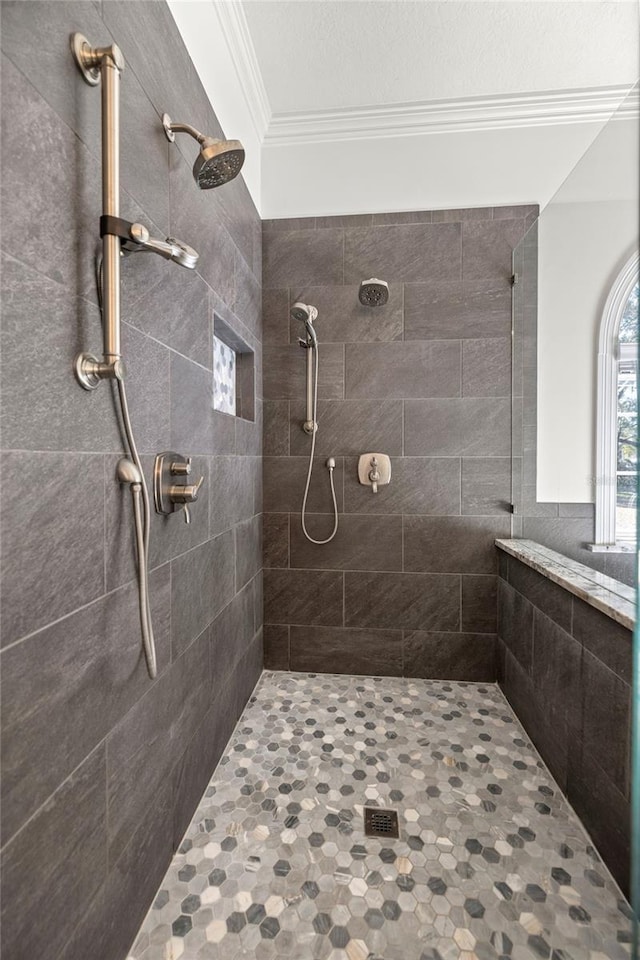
364,807,400,839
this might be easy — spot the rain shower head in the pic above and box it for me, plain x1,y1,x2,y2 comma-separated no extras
291,301,318,345
162,114,245,189
359,278,389,307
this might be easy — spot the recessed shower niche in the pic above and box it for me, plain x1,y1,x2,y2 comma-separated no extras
212,314,255,421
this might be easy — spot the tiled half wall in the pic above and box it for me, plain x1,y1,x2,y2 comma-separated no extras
497,550,632,893
262,206,537,680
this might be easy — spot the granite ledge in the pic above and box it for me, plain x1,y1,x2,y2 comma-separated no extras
495,538,635,631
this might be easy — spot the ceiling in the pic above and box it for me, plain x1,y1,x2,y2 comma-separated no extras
169,1,639,218
244,1,638,113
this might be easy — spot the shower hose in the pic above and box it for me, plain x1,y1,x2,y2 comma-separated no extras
301,343,339,544
97,260,157,678
117,377,157,679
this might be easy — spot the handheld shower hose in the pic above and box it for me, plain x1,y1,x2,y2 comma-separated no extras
300,341,339,545
97,259,157,678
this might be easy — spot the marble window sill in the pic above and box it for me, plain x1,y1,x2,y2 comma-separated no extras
495,538,635,630
587,542,635,554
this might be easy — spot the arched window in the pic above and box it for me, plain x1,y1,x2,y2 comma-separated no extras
594,251,639,548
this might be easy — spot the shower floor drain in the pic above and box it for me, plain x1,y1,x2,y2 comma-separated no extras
364,807,400,839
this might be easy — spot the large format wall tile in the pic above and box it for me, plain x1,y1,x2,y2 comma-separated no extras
290,513,402,571
0,54,102,300
263,228,344,287
0,253,121,453
404,398,510,456
1,451,105,646
507,555,572,632
107,630,211,865
345,341,461,399
263,513,289,569
264,342,344,400
1,745,107,960
264,456,344,514
462,575,497,633
461,458,511,516
209,455,257,536
404,279,511,341
344,222,461,283
124,267,211,368
571,596,632,682
404,516,510,574
235,514,262,590
462,338,511,397
290,625,403,676
264,568,343,626
171,531,236,659
62,777,174,960
403,631,496,681
531,609,582,733
462,219,526,282
581,649,631,794
1,565,170,845
498,579,533,669
290,399,403,457
344,457,461,515
345,572,460,631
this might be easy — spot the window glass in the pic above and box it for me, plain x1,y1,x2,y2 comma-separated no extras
616,281,639,540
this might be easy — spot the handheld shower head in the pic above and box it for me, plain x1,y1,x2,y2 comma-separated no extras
291,301,318,345
359,278,389,307
122,223,199,269
162,114,245,189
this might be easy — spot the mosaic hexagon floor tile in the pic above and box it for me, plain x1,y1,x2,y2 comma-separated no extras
127,672,632,960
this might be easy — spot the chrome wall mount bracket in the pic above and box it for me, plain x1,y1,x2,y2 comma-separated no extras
75,354,125,391
154,452,204,525
71,32,120,85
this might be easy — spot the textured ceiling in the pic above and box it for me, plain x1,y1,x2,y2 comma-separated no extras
243,1,639,115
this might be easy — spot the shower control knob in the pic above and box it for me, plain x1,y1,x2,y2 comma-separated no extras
170,458,192,476
168,475,204,504
154,452,205,519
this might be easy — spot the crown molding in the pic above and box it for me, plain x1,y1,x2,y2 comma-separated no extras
264,85,639,146
213,0,272,141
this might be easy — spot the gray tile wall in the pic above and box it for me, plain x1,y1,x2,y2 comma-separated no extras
262,206,535,680
497,554,632,892
0,4,262,959
512,220,636,586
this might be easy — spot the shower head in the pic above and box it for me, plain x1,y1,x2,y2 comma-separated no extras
164,237,199,269
291,301,318,345
122,224,199,269
359,278,389,307
162,114,245,189
193,139,245,190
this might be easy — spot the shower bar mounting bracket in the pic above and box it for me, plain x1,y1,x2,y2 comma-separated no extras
71,33,123,85
75,353,125,391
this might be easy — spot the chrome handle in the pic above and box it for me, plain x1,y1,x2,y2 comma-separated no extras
369,457,380,493
170,457,192,476
168,474,203,504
